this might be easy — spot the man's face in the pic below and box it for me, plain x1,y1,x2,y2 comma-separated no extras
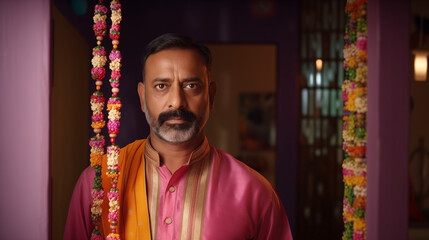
138,48,216,145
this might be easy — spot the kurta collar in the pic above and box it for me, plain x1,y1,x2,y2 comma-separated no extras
144,136,211,168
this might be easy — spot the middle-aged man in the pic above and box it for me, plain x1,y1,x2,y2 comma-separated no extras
64,33,292,240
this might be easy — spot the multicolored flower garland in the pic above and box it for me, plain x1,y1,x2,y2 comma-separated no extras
106,1,123,239
90,2,108,240
89,1,122,239
342,0,368,240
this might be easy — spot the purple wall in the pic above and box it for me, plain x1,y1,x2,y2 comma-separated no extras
0,1,51,239
367,0,409,239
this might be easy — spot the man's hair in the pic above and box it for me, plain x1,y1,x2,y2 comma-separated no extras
141,33,212,83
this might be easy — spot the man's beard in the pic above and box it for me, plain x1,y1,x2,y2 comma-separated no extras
144,102,204,144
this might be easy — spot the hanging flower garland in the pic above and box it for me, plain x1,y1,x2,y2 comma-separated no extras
90,1,108,240
342,0,368,240
106,0,122,239
88,1,122,239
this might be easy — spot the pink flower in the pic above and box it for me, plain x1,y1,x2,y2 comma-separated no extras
92,21,107,32
95,4,108,13
108,98,121,105
89,138,105,148
107,146,120,154
343,169,354,176
92,47,106,56
111,82,120,88
91,67,106,80
108,191,120,200
90,94,105,103
110,33,120,40
92,112,104,122
342,91,348,101
91,189,105,199
108,120,120,133
356,34,367,50
110,24,120,32
353,232,364,240
108,211,119,221
109,51,122,61
343,198,348,205
110,3,121,11
111,70,121,80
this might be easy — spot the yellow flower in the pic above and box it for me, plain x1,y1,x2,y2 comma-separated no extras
91,55,107,68
91,121,106,129
111,11,122,24
93,14,107,22
344,211,353,221
108,109,121,121
354,218,366,231
357,50,367,60
107,103,122,111
90,153,103,166
344,176,366,187
348,57,357,68
109,59,122,71
355,66,368,83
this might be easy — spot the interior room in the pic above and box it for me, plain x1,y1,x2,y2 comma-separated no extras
1,0,428,239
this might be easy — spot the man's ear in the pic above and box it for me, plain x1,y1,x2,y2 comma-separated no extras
137,82,146,112
209,81,217,111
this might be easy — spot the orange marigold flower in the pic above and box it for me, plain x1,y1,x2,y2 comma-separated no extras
353,196,367,209
91,121,106,129
90,153,103,166
107,103,122,111
353,218,366,231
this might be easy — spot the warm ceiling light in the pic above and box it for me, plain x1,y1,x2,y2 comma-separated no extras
315,59,323,71
414,52,428,82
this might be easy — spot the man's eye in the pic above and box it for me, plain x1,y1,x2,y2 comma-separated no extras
185,83,197,89
155,84,166,90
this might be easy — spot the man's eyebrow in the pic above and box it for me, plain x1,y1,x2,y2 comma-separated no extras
182,77,202,83
151,78,171,83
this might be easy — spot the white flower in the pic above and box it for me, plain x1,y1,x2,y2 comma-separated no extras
91,55,107,68
108,109,121,121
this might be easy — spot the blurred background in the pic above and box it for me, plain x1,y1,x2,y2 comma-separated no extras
1,0,428,239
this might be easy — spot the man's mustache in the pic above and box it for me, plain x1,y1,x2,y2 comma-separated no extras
158,109,196,126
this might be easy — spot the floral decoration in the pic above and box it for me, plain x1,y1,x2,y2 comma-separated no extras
342,0,368,239
89,0,123,239
106,0,122,239
90,1,108,239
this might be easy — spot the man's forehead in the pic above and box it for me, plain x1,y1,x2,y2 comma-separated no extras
144,48,208,75
146,48,205,63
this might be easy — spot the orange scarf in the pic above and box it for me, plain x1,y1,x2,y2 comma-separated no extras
101,139,151,239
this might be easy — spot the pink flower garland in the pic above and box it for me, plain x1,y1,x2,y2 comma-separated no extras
106,1,123,239
88,1,123,239
89,1,108,239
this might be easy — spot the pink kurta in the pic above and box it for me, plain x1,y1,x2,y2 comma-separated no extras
64,138,292,240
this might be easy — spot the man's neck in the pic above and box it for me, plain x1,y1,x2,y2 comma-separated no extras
149,132,205,173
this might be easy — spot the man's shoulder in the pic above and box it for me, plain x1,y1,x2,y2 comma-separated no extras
119,138,147,155
122,138,147,150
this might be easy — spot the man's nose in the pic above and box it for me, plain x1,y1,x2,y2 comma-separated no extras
168,84,187,109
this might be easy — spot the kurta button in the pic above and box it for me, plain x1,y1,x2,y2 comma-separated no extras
169,186,175,193
165,217,172,224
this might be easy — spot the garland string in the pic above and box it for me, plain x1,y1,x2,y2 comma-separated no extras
342,0,368,240
89,1,108,239
105,0,122,239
